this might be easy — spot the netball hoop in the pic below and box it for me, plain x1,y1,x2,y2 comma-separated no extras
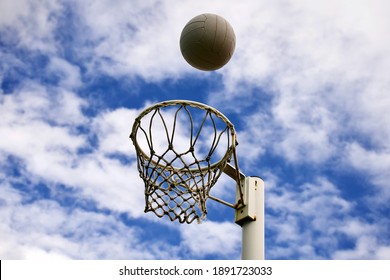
130,100,264,260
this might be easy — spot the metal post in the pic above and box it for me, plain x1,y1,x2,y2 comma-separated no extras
235,177,264,260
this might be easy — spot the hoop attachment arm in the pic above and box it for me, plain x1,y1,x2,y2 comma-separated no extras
223,162,246,209
223,163,245,182
207,162,246,209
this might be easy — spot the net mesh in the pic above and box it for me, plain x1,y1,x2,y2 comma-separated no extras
130,100,236,223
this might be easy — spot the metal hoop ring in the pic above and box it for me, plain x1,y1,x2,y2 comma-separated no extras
130,100,237,173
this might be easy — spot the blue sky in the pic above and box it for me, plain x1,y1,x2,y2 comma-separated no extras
1,0,390,259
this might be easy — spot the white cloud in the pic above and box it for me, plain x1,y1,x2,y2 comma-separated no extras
266,176,352,259
338,219,378,238
68,0,184,80
333,236,390,260
0,82,245,259
1,82,87,126
93,108,139,156
235,113,270,167
180,220,241,258
47,57,82,89
0,83,146,216
345,142,390,203
0,184,162,259
0,0,30,26
0,0,63,52
67,0,270,80
209,0,390,169
265,172,390,259
0,90,86,162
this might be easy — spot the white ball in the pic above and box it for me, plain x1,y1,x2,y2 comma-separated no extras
180,13,236,71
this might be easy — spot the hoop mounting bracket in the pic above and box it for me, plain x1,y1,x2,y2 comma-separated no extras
223,163,245,181
235,177,263,226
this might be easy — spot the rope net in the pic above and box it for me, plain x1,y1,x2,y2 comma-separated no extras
130,100,236,223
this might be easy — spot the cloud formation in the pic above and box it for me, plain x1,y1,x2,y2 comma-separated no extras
1,0,390,259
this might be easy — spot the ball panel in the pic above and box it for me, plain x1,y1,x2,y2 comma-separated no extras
202,14,217,51
180,26,205,51
181,20,205,34
182,47,221,71
218,29,235,58
183,14,207,27
212,15,227,52
182,37,234,70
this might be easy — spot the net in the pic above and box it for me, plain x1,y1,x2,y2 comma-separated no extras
130,100,238,223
